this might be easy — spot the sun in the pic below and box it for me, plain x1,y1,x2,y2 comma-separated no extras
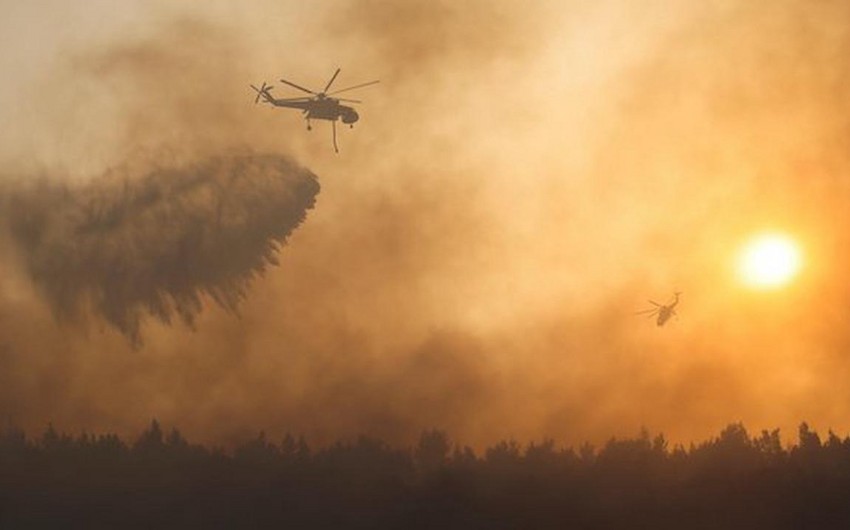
736,233,802,289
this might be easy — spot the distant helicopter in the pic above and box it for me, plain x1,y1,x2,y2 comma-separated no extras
636,292,682,327
250,68,379,153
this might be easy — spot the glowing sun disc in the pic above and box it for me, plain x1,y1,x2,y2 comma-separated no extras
737,234,801,289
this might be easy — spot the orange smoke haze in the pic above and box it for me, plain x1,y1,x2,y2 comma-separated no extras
2,0,850,449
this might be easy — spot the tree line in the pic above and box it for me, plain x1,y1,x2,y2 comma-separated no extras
3,421,850,528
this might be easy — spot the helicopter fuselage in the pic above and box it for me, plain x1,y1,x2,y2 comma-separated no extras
656,307,674,326
655,295,680,326
270,98,359,124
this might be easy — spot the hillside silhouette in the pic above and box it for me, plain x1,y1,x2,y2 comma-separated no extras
3,421,850,529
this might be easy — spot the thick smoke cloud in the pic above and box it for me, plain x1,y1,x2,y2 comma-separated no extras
3,153,318,345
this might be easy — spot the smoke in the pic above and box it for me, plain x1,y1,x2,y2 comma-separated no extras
2,153,319,345
4,0,850,450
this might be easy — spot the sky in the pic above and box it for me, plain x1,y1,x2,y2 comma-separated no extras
1,0,850,449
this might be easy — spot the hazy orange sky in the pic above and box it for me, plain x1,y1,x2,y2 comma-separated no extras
1,0,850,449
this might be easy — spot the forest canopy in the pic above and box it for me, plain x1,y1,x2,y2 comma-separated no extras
3,421,850,529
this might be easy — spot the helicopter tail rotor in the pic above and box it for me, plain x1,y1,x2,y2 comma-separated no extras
250,82,274,104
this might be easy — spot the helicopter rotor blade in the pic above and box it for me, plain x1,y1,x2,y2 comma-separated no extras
648,300,661,307
336,98,362,104
323,68,341,93
328,80,380,95
250,84,262,104
635,308,658,316
279,77,317,95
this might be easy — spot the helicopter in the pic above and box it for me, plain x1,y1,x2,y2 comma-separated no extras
636,292,682,327
250,68,379,153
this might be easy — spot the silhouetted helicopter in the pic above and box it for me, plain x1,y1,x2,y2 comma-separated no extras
636,292,682,326
250,68,379,153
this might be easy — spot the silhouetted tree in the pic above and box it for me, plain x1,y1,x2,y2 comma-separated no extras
754,428,784,464
450,444,477,467
798,422,822,453
133,419,164,453
485,439,522,470
415,429,451,472
234,431,280,464
524,439,560,470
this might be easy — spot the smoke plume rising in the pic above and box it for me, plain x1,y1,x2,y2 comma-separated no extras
3,153,318,345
